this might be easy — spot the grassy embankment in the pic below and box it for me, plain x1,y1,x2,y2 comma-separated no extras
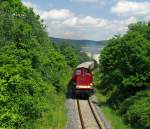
35,93,68,129
94,70,132,129
96,92,132,129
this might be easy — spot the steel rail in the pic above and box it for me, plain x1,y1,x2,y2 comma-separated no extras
77,99,85,129
88,99,102,129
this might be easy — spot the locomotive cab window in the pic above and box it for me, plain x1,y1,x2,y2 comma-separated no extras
75,69,81,75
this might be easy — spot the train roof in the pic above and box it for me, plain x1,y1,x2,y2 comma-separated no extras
76,61,94,69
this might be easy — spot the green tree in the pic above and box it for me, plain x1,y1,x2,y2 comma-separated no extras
0,1,71,129
98,22,150,129
58,42,90,68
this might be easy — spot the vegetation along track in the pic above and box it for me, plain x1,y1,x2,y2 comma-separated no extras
76,99,104,129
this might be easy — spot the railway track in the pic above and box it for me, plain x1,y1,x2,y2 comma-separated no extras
76,99,105,129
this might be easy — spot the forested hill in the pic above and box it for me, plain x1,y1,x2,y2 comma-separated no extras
51,37,107,54
51,37,106,46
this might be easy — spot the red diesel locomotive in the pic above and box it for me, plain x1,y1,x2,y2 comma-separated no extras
72,61,96,97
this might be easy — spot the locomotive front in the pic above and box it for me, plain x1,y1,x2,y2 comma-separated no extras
72,61,96,97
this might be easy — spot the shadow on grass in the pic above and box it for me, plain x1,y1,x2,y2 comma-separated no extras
91,100,107,108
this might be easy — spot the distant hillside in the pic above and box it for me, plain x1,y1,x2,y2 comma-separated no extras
51,37,107,54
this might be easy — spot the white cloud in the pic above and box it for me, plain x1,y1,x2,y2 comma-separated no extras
22,1,43,14
41,9,74,20
23,1,138,40
22,1,37,8
71,0,100,3
70,0,105,4
62,16,108,28
42,9,138,40
111,0,150,16
145,16,150,21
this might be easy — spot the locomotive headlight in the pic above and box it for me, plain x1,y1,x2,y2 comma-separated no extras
90,83,93,86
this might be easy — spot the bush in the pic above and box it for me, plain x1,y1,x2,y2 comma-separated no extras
98,22,150,129
123,91,150,129
0,1,71,129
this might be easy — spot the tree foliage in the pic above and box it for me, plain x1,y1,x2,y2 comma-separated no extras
57,42,90,68
0,1,72,129
99,22,150,129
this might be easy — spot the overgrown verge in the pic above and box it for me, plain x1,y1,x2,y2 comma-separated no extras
0,1,73,129
96,22,150,129
94,69,132,129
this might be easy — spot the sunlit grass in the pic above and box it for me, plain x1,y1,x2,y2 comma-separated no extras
96,92,132,129
35,93,67,129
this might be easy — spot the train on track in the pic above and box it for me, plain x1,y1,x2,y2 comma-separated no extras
72,60,97,98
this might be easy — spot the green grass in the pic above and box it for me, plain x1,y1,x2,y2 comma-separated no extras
96,92,132,129
35,93,67,129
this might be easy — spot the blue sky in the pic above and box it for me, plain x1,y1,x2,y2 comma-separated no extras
22,0,150,40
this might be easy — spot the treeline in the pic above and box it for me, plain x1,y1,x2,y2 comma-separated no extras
57,42,90,68
98,22,150,129
0,0,87,129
